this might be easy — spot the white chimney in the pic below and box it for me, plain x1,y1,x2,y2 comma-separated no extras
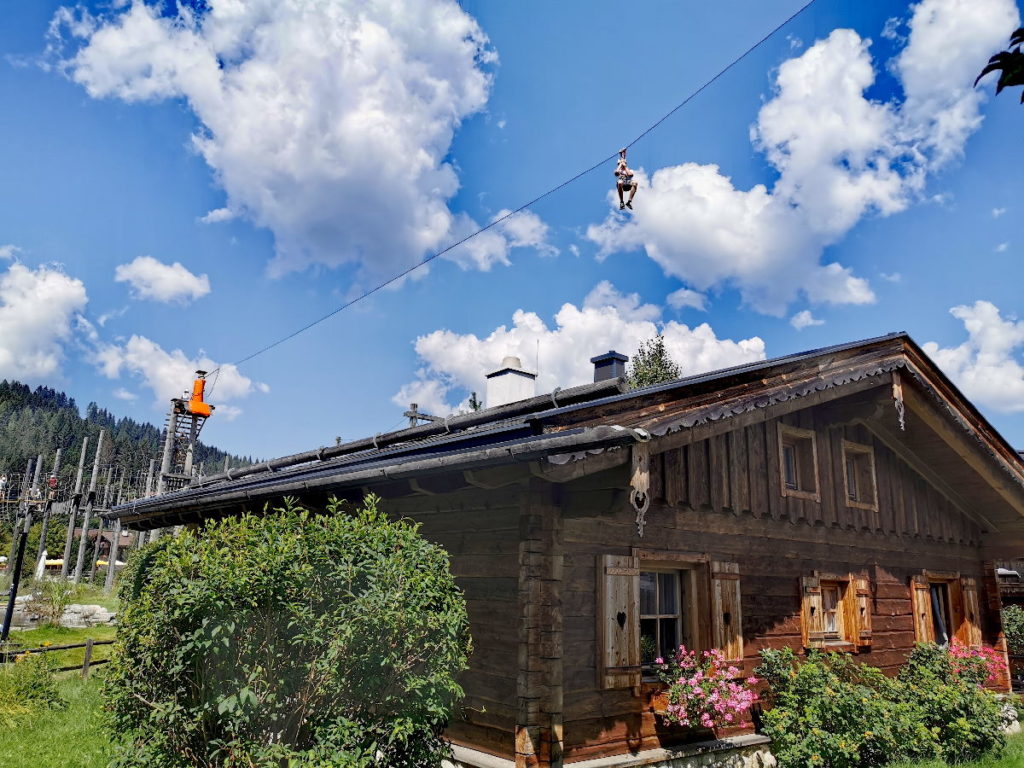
485,355,537,408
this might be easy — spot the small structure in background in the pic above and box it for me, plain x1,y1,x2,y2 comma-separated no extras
157,371,215,494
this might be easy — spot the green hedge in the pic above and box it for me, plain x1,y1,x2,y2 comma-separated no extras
105,495,471,767
757,645,1006,768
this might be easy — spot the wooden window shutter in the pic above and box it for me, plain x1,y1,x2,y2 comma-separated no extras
957,576,983,647
711,561,744,661
597,554,640,689
849,578,872,647
910,574,934,642
801,576,825,648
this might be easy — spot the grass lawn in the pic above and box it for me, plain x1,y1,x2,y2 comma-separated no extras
2,624,117,668
70,582,121,614
0,673,115,768
887,731,1024,768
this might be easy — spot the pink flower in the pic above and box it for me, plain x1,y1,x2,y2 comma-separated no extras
655,657,664,665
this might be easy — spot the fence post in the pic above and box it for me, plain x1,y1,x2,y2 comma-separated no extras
81,637,94,678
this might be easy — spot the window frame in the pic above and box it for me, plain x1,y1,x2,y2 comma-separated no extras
634,549,707,680
639,569,685,671
842,440,878,512
778,423,821,502
801,570,872,652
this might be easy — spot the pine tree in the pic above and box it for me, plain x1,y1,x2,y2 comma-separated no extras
627,335,682,389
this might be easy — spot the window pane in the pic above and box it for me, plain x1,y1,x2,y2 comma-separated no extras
659,572,678,614
822,586,839,634
930,584,951,645
783,444,797,489
640,572,657,616
659,617,679,659
846,456,858,501
640,619,658,664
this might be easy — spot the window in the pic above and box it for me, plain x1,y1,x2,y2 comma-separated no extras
598,554,744,690
640,570,685,668
843,441,878,511
801,574,872,650
778,424,819,500
930,582,952,645
821,583,845,641
910,572,982,647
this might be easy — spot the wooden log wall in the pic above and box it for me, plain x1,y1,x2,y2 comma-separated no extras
559,406,996,764
382,489,524,761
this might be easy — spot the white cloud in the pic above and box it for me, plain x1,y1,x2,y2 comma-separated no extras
114,255,210,304
880,272,903,283
666,287,708,312
393,282,765,413
995,242,1009,253
923,301,1024,413
790,310,825,330
0,262,88,382
112,387,136,401
96,335,263,418
587,0,1018,316
993,207,1007,218
446,209,558,271
56,0,497,282
0,245,18,261
199,207,234,224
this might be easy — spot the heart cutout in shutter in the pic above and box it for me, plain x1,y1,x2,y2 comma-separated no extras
616,611,626,629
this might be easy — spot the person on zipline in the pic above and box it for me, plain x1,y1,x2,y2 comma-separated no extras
615,148,637,210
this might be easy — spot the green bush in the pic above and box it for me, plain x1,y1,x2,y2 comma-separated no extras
898,643,1005,764
1004,605,1024,655
757,644,1006,768
757,649,937,768
0,651,65,725
105,495,471,768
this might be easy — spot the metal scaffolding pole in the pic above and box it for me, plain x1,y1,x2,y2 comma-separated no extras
73,430,104,585
34,448,62,577
61,437,89,579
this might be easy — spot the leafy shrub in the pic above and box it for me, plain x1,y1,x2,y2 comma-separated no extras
757,649,937,768
757,644,1007,768
652,646,758,729
32,578,79,626
898,643,1006,764
1004,605,1024,655
0,651,65,725
947,639,1008,686
105,495,471,768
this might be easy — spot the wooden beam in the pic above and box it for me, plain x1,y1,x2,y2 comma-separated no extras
858,415,994,532
901,384,1024,519
646,377,888,456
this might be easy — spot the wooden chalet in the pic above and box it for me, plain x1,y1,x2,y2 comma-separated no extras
108,333,1024,768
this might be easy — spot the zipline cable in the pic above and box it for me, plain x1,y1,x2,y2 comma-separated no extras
207,0,819,386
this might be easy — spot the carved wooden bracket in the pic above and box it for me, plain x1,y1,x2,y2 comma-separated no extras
892,372,906,431
630,441,651,537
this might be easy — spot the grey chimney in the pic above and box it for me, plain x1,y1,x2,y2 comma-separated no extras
485,355,537,408
590,351,628,382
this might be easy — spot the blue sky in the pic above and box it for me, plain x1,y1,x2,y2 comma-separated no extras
0,0,1022,459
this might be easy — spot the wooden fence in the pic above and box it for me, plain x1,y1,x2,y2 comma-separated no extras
0,638,114,677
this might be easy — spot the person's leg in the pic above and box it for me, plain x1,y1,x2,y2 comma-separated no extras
617,182,625,208
627,182,638,207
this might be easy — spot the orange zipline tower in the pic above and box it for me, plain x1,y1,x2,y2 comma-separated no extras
156,371,215,494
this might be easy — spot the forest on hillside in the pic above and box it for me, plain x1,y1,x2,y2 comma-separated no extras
0,380,253,506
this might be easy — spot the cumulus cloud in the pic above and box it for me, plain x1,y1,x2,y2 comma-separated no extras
667,287,708,312
587,0,1017,316
393,282,765,414
114,255,210,304
0,262,88,382
55,0,497,281
446,209,558,271
995,242,1009,253
790,310,825,330
95,335,263,418
112,387,136,401
923,301,1024,413
993,207,1007,218
0,245,19,261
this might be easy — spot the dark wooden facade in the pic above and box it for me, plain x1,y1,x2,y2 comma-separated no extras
110,334,1024,768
